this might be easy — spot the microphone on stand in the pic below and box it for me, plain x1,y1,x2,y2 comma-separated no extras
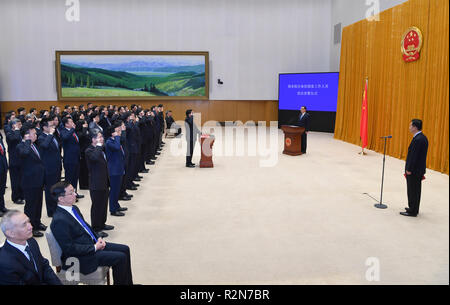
374,135,392,209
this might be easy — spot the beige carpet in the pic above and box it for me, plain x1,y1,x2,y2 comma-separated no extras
1,128,448,284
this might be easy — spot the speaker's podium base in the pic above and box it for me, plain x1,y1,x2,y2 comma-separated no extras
199,134,215,168
281,125,305,156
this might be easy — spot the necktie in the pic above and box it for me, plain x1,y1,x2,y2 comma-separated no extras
31,144,40,159
53,137,59,149
120,145,124,156
0,143,4,155
24,245,38,272
73,133,79,143
71,207,98,243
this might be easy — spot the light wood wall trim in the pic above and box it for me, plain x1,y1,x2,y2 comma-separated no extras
1,100,279,125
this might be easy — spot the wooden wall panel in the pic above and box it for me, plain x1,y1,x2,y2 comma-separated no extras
334,0,449,174
1,100,280,126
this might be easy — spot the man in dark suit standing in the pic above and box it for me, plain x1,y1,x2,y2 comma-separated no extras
401,119,429,217
50,181,133,285
0,210,62,285
60,117,84,199
6,119,25,205
85,130,113,237
38,118,62,218
0,133,8,217
106,122,128,217
16,126,46,238
125,113,141,189
296,106,311,154
185,109,202,168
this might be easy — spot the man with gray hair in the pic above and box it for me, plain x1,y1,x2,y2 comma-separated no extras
0,210,62,285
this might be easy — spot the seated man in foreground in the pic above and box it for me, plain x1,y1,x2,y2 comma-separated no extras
49,181,133,285
0,210,62,285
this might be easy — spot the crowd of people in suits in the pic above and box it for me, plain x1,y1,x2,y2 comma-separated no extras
0,103,178,285
1,103,169,237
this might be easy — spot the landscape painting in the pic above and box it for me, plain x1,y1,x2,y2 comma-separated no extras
56,51,209,100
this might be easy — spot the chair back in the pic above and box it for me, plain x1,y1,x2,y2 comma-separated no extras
44,227,63,267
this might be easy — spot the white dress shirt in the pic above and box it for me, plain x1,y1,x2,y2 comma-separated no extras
7,240,31,260
58,205,97,251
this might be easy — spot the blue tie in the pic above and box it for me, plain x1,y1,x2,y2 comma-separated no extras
53,137,59,149
71,207,98,242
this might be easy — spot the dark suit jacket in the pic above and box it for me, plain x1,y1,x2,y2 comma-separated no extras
126,121,141,154
166,116,175,129
405,132,428,177
50,205,99,275
0,135,8,174
105,136,125,176
98,114,112,131
37,133,62,175
185,116,201,143
16,140,45,189
297,112,311,131
5,129,22,167
60,127,80,164
85,145,109,191
0,238,62,285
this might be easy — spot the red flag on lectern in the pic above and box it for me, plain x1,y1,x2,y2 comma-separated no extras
360,79,368,149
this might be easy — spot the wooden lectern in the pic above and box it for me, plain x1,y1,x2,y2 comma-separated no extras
281,125,305,156
200,134,215,168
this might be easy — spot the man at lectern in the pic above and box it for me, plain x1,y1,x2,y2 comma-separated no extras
297,106,311,153
185,109,202,168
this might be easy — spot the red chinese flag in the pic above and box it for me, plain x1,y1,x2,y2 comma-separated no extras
360,80,368,149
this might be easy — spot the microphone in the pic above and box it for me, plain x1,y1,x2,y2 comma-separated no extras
380,135,392,139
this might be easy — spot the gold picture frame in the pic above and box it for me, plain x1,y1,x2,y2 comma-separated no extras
55,51,209,101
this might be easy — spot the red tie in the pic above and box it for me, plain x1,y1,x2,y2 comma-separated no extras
73,133,79,143
31,144,40,159
0,144,4,155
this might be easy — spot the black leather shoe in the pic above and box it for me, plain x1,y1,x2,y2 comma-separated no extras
96,231,109,238
127,186,138,191
132,183,140,187
111,211,125,217
124,192,133,198
137,175,143,179
14,199,25,205
155,152,161,155
119,196,131,201
118,207,128,212
103,224,115,231
32,230,44,237
146,161,155,165
76,194,84,199
133,178,142,182
186,164,195,168
140,169,150,173
38,223,47,231
400,212,417,217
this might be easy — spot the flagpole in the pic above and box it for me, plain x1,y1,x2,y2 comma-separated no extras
359,77,369,155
